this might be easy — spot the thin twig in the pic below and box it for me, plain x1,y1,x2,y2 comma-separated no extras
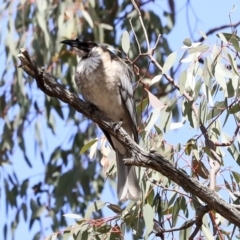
155,205,209,237
129,16,141,54
130,0,150,51
197,20,240,42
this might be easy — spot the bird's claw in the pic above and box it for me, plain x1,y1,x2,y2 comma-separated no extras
112,120,123,132
123,157,133,165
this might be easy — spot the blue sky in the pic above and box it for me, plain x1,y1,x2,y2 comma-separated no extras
1,0,240,239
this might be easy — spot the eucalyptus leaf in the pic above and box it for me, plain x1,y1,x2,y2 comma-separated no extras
82,9,94,28
143,204,154,237
183,38,192,47
84,201,105,219
162,51,177,74
121,31,130,54
80,139,98,154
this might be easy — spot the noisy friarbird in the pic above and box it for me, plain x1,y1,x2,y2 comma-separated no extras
61,38,141,202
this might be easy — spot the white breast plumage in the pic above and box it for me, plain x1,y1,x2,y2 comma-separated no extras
76,47,102,75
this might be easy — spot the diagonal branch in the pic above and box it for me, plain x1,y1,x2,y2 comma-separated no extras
18,48,240,227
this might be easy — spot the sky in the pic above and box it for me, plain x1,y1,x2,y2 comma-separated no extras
1,0,240,239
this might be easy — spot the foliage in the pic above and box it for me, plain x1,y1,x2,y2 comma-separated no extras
1,0,240,240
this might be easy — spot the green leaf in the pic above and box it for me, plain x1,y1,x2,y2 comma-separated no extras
160,110,172,133
198,30,208,40
96,224,111,233
151,74,162,85
217,33,228,43
99,23,113,30
33,232,41,240
63,213,82,219
30,199,38,212
107,204,122,213
22,203,27,221
32,206,45,219
226,79,236,98
179,220,192,239
230,37,240,52
218,32,240,41
52,99,64,119
183,38,192,47
121,31,130,54
202,222,214,240
162,51,177,74
227,143,240,165
215,72,227,90
36,12,50,48
63,228,71,240
227,53,239,75
80,139,98,154
172,197,181,226
215,62,233,78
232,171,240,183
108,232,122,240
179,70,187,95
188,45,209,54
136,97,149,115
143,204,154,237
166,98,177,112
193,79,202,100
50,234,57,240
47,112,56,134
207,101,225,120
20,179,29,197
147,188,155,205
82,9,94,28
229,104,240,114
84,200,105,219
199,99,207,125
223,178,232,191
3,224,7,240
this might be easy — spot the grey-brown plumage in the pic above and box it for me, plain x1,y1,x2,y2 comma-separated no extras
61,38,141,202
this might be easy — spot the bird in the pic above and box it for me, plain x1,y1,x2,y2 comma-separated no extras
61,38,141,202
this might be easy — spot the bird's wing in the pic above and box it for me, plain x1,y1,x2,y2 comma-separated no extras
118,61,139,143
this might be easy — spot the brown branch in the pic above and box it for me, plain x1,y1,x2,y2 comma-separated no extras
130,0,150,51
189,206,209,240
18,48,240,227
197,20,240,42
209,158,221,190
154,206,209,238
215,122,240,146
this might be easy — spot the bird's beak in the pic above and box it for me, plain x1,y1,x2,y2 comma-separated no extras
61,39,79,48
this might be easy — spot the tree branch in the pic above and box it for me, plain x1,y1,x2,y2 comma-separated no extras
18,48,240,227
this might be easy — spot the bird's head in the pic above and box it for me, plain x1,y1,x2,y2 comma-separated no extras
61,38,98,58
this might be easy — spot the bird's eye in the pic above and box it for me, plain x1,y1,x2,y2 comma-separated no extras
87,42,97,48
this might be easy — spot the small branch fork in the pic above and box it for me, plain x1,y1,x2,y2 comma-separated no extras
154,206,209,240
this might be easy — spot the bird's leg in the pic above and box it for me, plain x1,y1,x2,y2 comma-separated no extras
112,120,123,132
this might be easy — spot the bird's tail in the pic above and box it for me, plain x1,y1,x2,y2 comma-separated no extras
116,150,141,202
